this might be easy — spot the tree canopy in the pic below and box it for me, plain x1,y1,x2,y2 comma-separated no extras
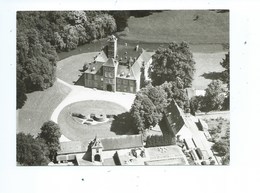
149,42,196,88
220,52,230,88
130,82,189,133
38,121,61,161
130,84,169,132
17,11,118,109
17,133,50,166
204,80,226,111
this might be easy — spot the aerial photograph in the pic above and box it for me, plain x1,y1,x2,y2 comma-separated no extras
16,10,230,166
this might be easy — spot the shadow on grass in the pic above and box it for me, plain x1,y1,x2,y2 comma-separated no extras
201,72,223,81
130,10,163,18
110,112,137,135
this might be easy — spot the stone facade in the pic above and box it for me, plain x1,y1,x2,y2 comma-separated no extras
79,35,153,93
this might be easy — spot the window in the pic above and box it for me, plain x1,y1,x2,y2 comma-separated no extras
117,79,121,84
109,72,114,78
124,85,128,92
129,80,134,86
130,86,134,93
94,75,98,80
123,79,128,85
105,72,108,77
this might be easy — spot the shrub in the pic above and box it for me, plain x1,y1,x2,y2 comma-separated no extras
72,113,86,119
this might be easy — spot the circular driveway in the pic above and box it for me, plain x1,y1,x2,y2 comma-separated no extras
57,100,127,141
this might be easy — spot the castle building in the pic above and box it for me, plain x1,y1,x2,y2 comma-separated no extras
79,35,153,93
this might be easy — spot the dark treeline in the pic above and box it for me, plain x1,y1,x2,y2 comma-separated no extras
16,11,117,109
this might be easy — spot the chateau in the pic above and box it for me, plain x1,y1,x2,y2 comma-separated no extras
78,35,153,93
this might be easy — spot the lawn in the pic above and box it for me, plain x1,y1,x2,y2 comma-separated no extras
118,10,229,45
192,52,227,89
58,100,128,142
17,81,71,136
56,52,98,84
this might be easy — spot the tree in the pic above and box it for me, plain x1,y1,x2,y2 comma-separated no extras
130,84,170,133
220,52,230,110
189,95,205,115
221,152,230,165
17,133,50,166
38,121,61,161
149,42,195,88
204,80,226,111
160,81,189,109
211,140,229,157
110,11,130,31
17,78,27,109
220,52,230,88
131,94,160,132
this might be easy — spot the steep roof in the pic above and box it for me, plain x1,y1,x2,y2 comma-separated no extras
163,101,186,135
103,58,118,67
139,49,154,65
58,141,85,155
131,50,153,81
84,61,103,75
116,65,136,80
95,51,108,63
100,135,143,151
91,137,103,149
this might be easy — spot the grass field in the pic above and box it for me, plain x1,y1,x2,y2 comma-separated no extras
57,52,98,84
17,81,71,136
192,52,226,89
58,100,127,142
119,10,229,45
